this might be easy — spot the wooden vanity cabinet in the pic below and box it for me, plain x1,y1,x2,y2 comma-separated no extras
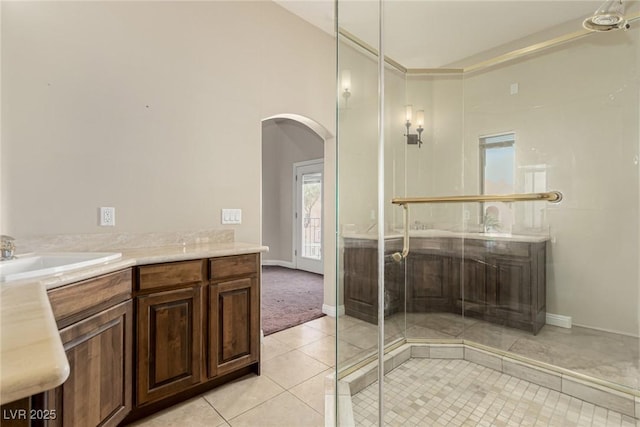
21,252,262,425
450,239,546,333
486,241,547,334
134,260,205,406
132,254,261,411
208,254,260,378
344,236,547,334
41,269,133,427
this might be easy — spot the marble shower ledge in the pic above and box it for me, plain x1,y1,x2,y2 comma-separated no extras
343,229,550,243
0,240,268,405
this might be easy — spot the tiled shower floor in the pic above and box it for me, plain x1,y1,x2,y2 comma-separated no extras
339,312,639,390
352,358,639,427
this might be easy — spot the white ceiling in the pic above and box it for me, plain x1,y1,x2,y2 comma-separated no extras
274,0,638,69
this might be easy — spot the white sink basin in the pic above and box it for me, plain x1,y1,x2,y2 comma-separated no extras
0,252,122,283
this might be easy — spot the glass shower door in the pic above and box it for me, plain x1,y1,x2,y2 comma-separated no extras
336,1,640,426
335,0,411,422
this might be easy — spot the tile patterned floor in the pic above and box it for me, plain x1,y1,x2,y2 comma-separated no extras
352,358,639,427
129,314,638,426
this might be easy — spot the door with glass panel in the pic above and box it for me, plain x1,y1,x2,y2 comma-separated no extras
294,160,323,274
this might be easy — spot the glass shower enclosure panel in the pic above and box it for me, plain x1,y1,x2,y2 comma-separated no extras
335,0,410,423
336,1,386,424
336,1,640,425
459,19,640,392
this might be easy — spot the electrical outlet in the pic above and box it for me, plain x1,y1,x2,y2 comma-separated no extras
99,207,116,226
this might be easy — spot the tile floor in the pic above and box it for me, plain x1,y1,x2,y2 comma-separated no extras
352,358,639,427
129,314,638,426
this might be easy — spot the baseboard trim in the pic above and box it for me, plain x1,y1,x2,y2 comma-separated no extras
572,323,640,338
322,304,345,318
261,259,295,269
546,313,572,329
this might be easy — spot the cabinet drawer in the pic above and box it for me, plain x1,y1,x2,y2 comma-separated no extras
210,254,258,280
137,260,205,291
48,269,132,328
484,240,529,257
411,237,451,253
451,239,530,258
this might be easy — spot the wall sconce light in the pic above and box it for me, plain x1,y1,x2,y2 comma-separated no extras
404,105,424,147
341,70,352,101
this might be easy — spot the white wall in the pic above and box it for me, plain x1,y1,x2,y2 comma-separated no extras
262,119,324,264
1,1,336,246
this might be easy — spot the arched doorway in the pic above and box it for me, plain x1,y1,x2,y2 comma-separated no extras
261,114,335,334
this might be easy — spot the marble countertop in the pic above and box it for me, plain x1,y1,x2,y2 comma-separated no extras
343,229,550,243
0,241,267,405
0,281,70,405
37,241,268,290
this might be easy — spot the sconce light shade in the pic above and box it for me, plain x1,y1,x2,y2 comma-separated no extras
341,70,351,98
416,110,424,127
405,105,413,122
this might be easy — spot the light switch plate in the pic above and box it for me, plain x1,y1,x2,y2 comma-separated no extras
221,208,242,225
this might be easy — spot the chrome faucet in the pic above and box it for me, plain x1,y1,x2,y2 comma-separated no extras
0,235,16,260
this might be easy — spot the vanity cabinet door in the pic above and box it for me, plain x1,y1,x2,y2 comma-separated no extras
136,287,202,406
343,246,378,323
486,255,532,324
451,256,488,316
208,276,259,378
406,252,452,312
41,300,133,427
207,254,260,379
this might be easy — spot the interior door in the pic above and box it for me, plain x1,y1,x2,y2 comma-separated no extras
294,160,323,274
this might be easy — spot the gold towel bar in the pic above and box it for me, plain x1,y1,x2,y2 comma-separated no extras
391,191,563,206
390,191,562,262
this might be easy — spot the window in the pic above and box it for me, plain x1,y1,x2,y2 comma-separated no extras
480,133,515,232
